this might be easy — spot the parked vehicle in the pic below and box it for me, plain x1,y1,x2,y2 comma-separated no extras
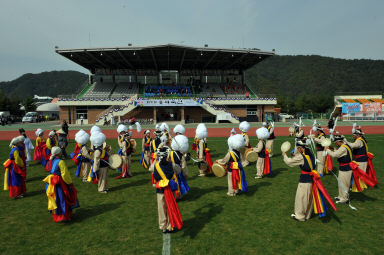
279,113,294,119
0,111,10,118
22,112,39,123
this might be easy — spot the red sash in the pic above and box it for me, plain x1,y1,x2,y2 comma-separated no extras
366,153,378,185
310,171,337,212
263,149,271,175
348,161,376,191
204,148,213,173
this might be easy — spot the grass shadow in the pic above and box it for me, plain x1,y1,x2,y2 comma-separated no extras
182,203,223,239
25,189,45,198
351,192,377,202
320,209,342,224
72,202,124,223
268,167,287,178
110,178,149,192
244,182,272,196
26,175,46,183
186,186,227,201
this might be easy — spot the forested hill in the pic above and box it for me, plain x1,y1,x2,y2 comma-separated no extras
246,55,384,98
0,71,87,99
1,56,383,101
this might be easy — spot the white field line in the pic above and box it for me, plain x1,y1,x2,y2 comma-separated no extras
162,233,171,255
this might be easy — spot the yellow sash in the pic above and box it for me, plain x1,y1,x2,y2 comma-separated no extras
155,162,179,191
155,162,169,188
3,159,10,191
229,151,239,169
357,137,369,152
341,144,353,161
43,175,58,210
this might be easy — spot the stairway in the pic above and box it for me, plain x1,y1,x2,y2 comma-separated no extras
200,102,239,123
95,95,138,124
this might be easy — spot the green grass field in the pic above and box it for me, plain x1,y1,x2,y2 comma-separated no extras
0,135,383,255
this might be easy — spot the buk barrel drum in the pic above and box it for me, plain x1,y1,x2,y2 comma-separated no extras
212,161,228,177
108,154,123,169
245,148,258,163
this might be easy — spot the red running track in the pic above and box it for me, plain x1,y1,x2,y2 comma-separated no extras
0,126,383,141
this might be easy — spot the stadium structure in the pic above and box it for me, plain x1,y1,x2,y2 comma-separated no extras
56,44,277,125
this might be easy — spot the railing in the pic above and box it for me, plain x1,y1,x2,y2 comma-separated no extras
334,91,383,96
95,94,138,123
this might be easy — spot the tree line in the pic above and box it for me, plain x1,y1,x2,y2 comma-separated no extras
246,55,384,113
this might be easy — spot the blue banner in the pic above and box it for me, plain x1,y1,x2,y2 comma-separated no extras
342,103,360,113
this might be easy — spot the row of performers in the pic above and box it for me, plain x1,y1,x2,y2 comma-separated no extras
4,122,378,227
285,124,377,221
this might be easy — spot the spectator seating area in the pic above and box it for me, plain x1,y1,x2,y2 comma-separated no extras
144,85,193,97
112,83,139,97
198,83,226,97
83,82,114,98
82,82,139,98
221,83,249,98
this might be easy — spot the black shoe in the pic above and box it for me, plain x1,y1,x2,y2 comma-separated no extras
162,229,169,234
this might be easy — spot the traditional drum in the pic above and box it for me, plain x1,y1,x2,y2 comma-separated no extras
108,154,123,169
245,148,258,163
281,141,291,153
212,160,227,177
321,138,332,147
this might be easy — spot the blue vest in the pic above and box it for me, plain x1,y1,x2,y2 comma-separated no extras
337,144,353,171
352,138,368,162
258,142,266,158
299,152,315,183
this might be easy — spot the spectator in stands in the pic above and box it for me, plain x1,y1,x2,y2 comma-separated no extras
246,91,250,98
80,115,84,125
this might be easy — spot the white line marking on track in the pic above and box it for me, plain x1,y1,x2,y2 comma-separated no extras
162,233,171,255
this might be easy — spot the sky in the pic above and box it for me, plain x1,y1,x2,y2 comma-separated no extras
0,0,383,81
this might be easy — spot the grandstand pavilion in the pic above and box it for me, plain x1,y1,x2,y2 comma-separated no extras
56,44,277,125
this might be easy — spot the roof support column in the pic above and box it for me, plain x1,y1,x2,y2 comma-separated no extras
180,106,185,124
153,107,157,124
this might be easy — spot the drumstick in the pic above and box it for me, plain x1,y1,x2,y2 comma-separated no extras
100,159,115,168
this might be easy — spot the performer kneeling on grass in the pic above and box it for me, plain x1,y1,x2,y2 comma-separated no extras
254,127,271,179
283,140,337,221
4,136,27,198
325,134,376,204
152,146,183,233
217,134,248,197
90,132,109,193
43,147,79,222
